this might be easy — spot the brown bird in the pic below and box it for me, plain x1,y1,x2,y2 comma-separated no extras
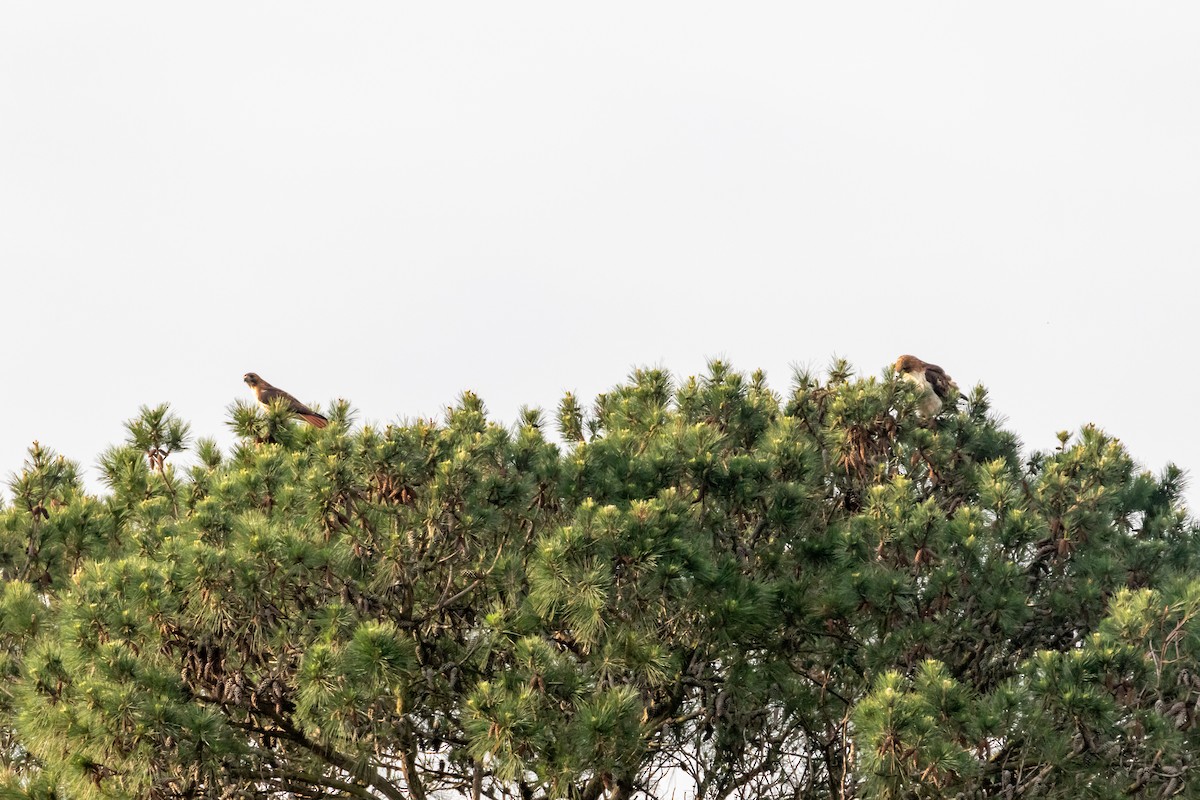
894,355,958,417
243,373,329,428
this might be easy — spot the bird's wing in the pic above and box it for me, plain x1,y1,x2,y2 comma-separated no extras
261,386,329,427
924,364,958,399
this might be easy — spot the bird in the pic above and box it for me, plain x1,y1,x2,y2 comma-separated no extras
243,373,329,428
893,355,958,417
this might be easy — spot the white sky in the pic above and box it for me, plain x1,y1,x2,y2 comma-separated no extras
2,4,1198,509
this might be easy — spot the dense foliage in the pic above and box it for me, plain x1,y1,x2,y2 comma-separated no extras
1,361,1197,800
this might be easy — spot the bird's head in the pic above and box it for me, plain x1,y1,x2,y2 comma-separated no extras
243,373,262,387
893,355,922,375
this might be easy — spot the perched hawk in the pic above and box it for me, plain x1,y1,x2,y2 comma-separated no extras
894,355,958,417
243,373,329,428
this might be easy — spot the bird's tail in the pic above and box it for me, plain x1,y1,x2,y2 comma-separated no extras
300,414,329,429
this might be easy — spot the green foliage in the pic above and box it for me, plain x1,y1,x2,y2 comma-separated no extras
0,368,1196,800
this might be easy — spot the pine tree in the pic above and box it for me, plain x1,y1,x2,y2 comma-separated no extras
0,361,1196,799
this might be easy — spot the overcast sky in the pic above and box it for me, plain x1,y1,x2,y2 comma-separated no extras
2,4,1197,509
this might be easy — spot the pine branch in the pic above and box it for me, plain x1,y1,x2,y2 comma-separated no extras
263,711,409,800
263,768,378,800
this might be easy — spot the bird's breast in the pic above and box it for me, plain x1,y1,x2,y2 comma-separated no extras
901,372,931,393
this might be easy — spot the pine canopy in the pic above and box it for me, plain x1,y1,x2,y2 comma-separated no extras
1,361,1197,800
